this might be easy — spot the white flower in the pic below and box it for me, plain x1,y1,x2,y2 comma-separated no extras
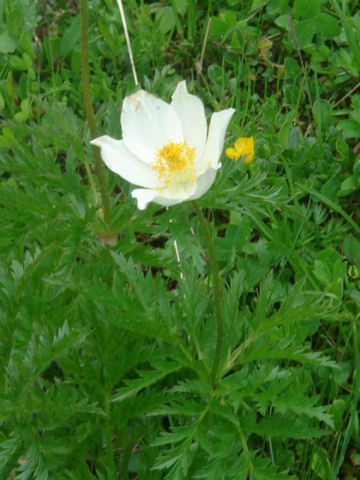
91,81,235,210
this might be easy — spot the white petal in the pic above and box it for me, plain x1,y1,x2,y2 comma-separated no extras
131,183,196,210
171,81,207,161
188,167,217,201
197,108,235,174
121,90,183,165
91,135,159,188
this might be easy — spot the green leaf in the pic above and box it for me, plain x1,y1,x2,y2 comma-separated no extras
156,6,176,34
33,454,49,480
251,415,330,439
314,13,340,38
6,8,25,38
311,448,333,480
313,248,346,286
301,185,360,234
343,234,360,265
338,119,360,139
338,175,358,197
152,425,200,447
194,455,248,479
152,437,193,471
251,0,269,11
174,0,187,15
293,0,320,18
210,11,237,37
284,56,300,78
252,455,296,479
293,19,314,48
237,335,337,368
112,362,182,402
313,99,333,131
0,30,16,53
0,431,22,473
60,14,81,57
277,120,292,148
8,54,27,70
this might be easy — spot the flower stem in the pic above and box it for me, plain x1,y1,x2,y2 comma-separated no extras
80,0,110,224
193,201,223,388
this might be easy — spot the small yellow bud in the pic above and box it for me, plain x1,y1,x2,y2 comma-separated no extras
226,136,254,164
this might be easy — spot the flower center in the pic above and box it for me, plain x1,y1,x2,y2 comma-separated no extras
153,140,196,188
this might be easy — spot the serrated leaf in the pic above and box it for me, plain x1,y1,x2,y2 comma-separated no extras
112,362,181,402
152,425,199,447
152,438,192,471
252,454,295,479
250,414,330,439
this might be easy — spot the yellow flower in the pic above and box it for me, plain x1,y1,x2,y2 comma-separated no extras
225,136,254,164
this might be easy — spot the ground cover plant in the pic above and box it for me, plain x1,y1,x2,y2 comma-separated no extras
0,0,359,478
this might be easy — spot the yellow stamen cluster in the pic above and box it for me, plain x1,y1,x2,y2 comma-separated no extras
154,141,196,186
226,136,255,164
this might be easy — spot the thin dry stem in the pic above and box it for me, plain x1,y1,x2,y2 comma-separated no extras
334,80,360,108
116,0,139,85
196,17,212,81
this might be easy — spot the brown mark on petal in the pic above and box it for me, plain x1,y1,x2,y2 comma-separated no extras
126,90,149,111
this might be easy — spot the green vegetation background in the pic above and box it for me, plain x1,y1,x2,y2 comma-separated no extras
0,0,359,479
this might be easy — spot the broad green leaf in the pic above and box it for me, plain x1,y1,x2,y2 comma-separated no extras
0,30,16,53
314,13,340,38
344,234,360,265
60,14,81,57
313,248,346,286
293,19,314,49
311,448,333,480
293,0,320,18
251,0,269,11
6,8,24,37
338,119,360,139
157,6,175,34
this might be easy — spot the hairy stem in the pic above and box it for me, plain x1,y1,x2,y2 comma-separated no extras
193,201,223,388
80,0,110,224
